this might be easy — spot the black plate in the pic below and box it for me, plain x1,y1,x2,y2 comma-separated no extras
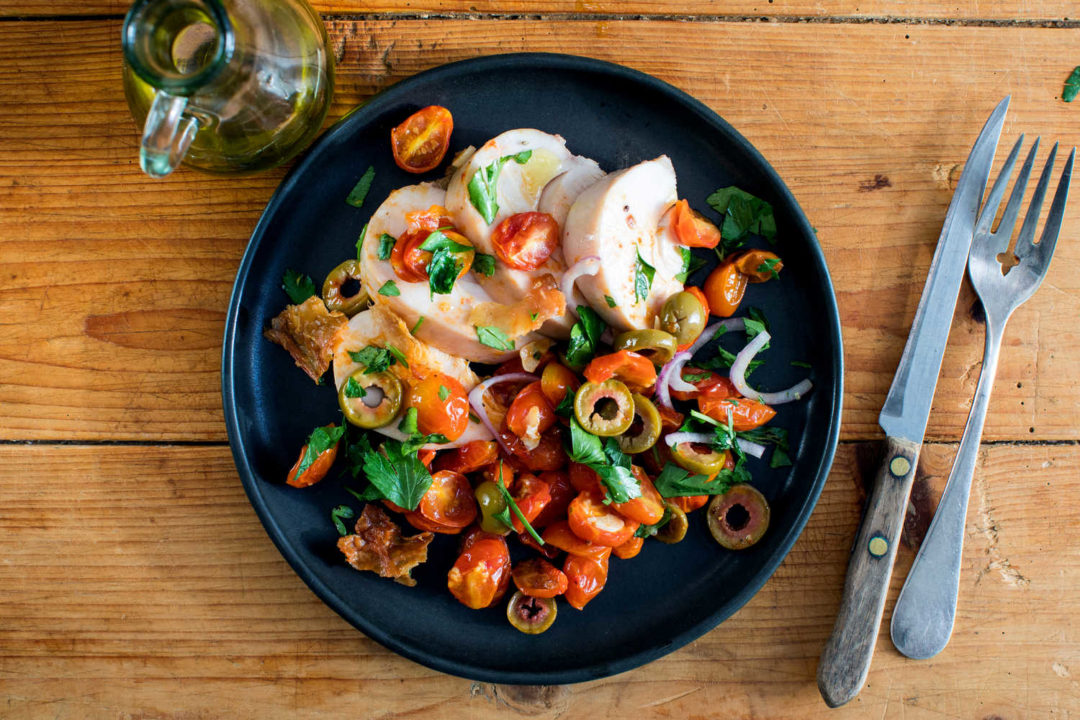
223,53,842,684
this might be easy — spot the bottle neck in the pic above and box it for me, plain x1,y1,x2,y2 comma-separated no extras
122,0,235,95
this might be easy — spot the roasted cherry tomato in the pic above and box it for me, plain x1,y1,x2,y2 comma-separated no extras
612,535,644,560
414,470,476,531
391,226,473,283
518,529,561,560
505,381,557,443
656,405,685,434
568,462,604,495
669,199,723,249
499,425,568,471
286,425,340,488
698,394,777,431
732,249,783,283
563,553,609,610
703,261,748,317
612,467,666,525
512,557,569,598
541,521,613,562
447,532,511,609
508,473,552,533
540,361,580,407
583,350,657,393
391,105,453,173
670,368,734,402
685,285,711,318
491,211,559,271
407,373,470,441
531,470,574,527
418,448,437,468
434,440,499,474
568,490,640,547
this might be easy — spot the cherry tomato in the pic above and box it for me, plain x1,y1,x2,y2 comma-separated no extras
541,521,613,562
531,470,573,527
697,394,776,431
391,227,473,283
656,405,685,434
482,458,514,488
732,249,783,283
568,462,604,495
612,535,644,560
670,199,723,249
583,351,657,393
670,452,735,513
671,369,737,402
512,558,569,598
509,473,551,533
563,553,609,610
391,105,453,173
568,490,640,547
286,425,340,488
433,441,499,474
447,533,511,609
407,373,470,441
685,285,711,318
518,530,561,560
612,468,666,525
505,381,556,442
415,470,477,530
540,362,580,407
418,448,437,468
703,261,748,317
499,425,568,472
404,511,460,534
491,211,559,270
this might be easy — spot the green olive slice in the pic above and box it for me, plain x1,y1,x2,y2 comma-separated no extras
660,291,707,347
338,369,402,428
506,590,557,634
323,259,369,315
707,484,770,550
474,480,511,536
655,502,689,544
670,441,726,475
616,393,662,454
613,329,678,366
574,380,634,436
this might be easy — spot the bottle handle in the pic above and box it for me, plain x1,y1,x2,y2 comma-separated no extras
139,90,199,178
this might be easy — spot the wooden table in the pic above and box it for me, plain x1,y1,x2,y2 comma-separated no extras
2,1,1079,717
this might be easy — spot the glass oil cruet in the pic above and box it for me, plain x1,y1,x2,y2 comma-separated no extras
121,0,334,178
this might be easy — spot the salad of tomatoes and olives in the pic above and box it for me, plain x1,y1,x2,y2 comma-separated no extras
265,105,811,634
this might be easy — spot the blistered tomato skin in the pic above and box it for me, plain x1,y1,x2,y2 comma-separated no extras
541,521,613,562
505,381,557,442
703,261,748,317
433,441,499,474
512,557,569,598
447,533,511,609
407,373,470,441
613,535,644,559
563,553,610,610
697,394,776,431
568,491,640,547
612,468,666,525
415,470,477,530
491,212,560,270
531,470,573,527
508,473,552,533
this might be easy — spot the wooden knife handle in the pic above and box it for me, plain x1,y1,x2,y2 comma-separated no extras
817,435,921,708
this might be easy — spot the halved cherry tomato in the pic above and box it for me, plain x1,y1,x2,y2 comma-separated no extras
518,530,561,560
532,470,573,527
540,362,580,407
509,473,551,533
612,467,666,525
286,425,340,488
568,462,604,495
670,199,723,249
512,558,569,598
418,448,437,468
670,452,735,513
568,490,640,547
505,381,556,443
415,470,476,530
407,373,470,441
482,458,514,488
656,405,685,434
499,425,568,471
583,351,657,393
685,285,711,318
732,249,783,283
391,227,474,283
447,532,511,609
613,535,644,559
404,510,460,534
542,522,613,563
563,553,609,610
434,440,499,474
391,105,453,174
698,394,776,431
491,211,559,271
703,261,748,317
671,369,737,402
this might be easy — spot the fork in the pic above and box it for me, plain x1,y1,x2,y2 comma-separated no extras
890,135,1075,660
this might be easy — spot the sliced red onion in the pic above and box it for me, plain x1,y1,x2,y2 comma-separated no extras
664,432,714,447
655,350,692,410
561,256,600,317
689,317,744,357
467,372,538,456
736,438,766,459
730,330,813,405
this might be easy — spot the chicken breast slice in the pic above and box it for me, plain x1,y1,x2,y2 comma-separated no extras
360,181,532,364
562,156,685,332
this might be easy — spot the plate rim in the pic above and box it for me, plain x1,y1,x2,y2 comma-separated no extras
222,51,844,684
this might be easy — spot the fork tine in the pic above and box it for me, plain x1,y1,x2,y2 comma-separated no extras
987,137,1040,255
1030,146,1074,267
1014,142,1057,259
975,134,1025,238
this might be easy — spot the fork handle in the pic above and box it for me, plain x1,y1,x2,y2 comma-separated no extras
817,435,921,707
890,316,1005,659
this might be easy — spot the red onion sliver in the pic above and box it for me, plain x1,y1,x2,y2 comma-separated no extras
560,256,601,317
666,351,696,393
688,318,744,357
467,372,538,457
729,330,813,405
663,432,714,447
736,438,767,459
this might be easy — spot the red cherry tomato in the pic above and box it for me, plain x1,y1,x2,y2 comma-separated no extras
612,468,666,525
505,381,557,442
670,199,723,248
540,361,580,407
568,462,604,495
499,425,568,472
671,369,736,402
491,211,559,271
697,394,776,431
512,558,569,598
286,425,340,488
531,470,573,527
583,350,657,393
567,490,640,547
563,553,609,610
656,405,685,434
433,441,499,474
612,535,644,560
541,521,613,561
508,473,551,533
391,105,453,174
703,261,748,317
414,470,477,531
407,373,470,441
447,533,511,609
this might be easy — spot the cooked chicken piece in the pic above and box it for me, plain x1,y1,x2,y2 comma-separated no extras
468,276,566,341
338,504,433,587
562,156,685,332
264,296,349,383
538,156,607,228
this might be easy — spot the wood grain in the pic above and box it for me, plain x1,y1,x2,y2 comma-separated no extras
3,18,1080,443
0,442,1076,718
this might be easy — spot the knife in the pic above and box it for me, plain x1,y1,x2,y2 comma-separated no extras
816,96,1009,708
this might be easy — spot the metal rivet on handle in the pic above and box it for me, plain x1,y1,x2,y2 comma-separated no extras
889,456,911,478
868,535,889,557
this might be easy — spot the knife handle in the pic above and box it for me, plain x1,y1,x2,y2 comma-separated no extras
817,435,920,708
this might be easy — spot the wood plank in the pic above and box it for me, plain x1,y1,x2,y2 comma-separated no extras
1,0,1077,21
3,18,1080,441
0,442,1076,717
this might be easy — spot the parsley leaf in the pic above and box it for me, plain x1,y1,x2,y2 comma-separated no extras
467,151,533,224
634,249,655,304
330,505,354,536
635,506,672,538
345,165,376,207
397,406,419,435
757,257,782,281
568,417,606,465
737,426,793,469
653,461,744,498
564,305,607,368
566,419,641,503
410,316,424,335
282,269,316,304
295,424,345,480
421,230,473,296
475,325,514,351
473,253,496,277
1065,66,1080,102
344,376,366,398
348,346,396,374
706,186,777,246
438,385,450,401
361,440,434,511
790,359,812,369
676,247,707,284
681,369,711,384
553,391,575,418
356,224,368,261
345,484,384,502
378,280,400,297
604,295,617,308
386,345,409,368
377,233,396,261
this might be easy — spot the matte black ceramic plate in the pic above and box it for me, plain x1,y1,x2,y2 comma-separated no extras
223,53,842,684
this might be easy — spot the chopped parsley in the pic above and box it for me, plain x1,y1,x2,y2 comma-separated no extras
377,280,400,297
420,230,473,296
377,233,396,261
567,418,641,504
604,295,617,308
757,257,782,280
438,384,450,401
410,316,425,335
634,249,655,304
475,325,515,351
738,426,794,469
681,369,711,384
386,345,409,368
553,391,575,418
564,305,606,368
706,186,777,248
360,439,434,510
343,376,366,398
295,424,345,480
467,150,533,224
790,359,812,369
347,345,397,374
330,505,354,536
356,224,368,260
473,252,497,277
635,506,672,538
652,461,747,498
345,165,375,207
282,268,316,304
1065,66,1080,102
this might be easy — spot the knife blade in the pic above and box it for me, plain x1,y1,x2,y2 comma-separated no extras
816,96,1009,708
